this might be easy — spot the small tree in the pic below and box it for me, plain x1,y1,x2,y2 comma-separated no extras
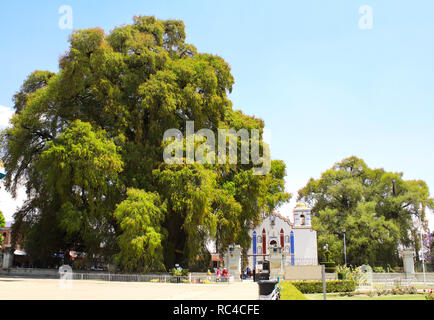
114,188,167,273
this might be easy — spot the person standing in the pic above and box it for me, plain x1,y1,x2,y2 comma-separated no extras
207,269,211,281
222,268,228,281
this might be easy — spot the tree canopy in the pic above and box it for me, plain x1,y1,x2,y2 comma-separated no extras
298,156,433,267
1,16,289,270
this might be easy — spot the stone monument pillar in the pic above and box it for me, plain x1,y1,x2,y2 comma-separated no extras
359,264,373,287
401,250,415,278
268,245,285,280
2,251,13,269
224,245,242,281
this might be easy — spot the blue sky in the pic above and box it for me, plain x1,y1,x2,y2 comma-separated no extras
0,0,433,229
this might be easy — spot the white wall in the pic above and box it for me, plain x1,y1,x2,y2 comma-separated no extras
248,215,292,255
293,228,318,265
247,214,318,268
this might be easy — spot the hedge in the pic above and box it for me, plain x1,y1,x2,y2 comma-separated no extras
290,280,357,294
322,261,336,273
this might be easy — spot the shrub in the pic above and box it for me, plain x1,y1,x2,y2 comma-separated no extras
408,286,417,295
335,265,349,280
290,280,357,294
423,289,434,300
335,265,365,285
373,266,386,273
171,267,182,276
367,290,375,297
391,288,402,295
322,261,336,273
402,286,417,295
170,267,189,276
375,288,387,296
279,282,308,300
393,266,403,273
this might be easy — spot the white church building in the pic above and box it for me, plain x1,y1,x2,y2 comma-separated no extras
247,203,318,271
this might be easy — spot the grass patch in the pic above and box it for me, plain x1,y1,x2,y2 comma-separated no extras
280,282,308,300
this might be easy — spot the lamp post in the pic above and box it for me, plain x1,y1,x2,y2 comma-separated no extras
342,228,347,266
321,244,328,301
419,202,427,283
419,228,426,283
415,202,427,283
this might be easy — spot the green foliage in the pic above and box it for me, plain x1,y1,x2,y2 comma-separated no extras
291,280,357,294
1,15,290,271
373,266,386,273
170,267,189,276
335,265,365,285
321,249,336,272
386,264,395,272
298,156,433,267
114,189,167,273
38,120,124,256
12,70,56,114
188,249,212,272
279,282,308,300
323,262,336,273
0,210,4,228
0,210,4,246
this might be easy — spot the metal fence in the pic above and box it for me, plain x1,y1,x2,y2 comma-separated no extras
370,272,434,283
290,258,319,266
70,272,232,284
369,279,434,289
355,272,434,290
0,267,234,283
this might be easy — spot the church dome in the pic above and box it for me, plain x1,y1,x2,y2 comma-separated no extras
295,202,307,208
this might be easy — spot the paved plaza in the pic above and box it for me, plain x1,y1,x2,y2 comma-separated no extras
0,277,259,300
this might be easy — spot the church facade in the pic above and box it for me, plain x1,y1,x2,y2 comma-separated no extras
247,203,318,271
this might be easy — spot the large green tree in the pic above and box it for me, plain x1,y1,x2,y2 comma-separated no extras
1,16,289,270
298,156,433,267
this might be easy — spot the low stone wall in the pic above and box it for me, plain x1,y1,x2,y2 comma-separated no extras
325,272,337,280
0,268,114,279
413,273,434,282
371,272,434,282
0,268,60,279
284,265,322,281
325,272,434,283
